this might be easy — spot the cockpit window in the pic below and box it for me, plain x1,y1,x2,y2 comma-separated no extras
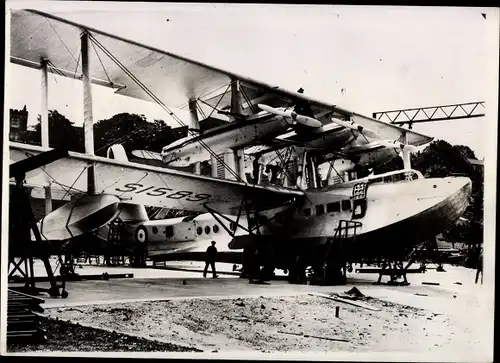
393,173,403,182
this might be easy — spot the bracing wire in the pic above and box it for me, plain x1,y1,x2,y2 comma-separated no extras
88,33,244,182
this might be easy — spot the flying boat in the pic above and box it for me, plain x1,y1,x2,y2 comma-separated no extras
7,9,472,283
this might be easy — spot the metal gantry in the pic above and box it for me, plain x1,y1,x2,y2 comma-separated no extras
373,101,485,129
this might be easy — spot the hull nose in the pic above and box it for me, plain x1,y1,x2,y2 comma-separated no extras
352,176,473,257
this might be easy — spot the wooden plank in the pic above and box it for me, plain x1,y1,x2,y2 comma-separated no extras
278,330,349,343
308,292,381,312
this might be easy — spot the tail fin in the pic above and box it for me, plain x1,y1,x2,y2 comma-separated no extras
107,144,129,162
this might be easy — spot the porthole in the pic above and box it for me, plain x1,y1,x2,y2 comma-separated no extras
197,227,203,235
213,225,219,233
205,226,211,235
152,226,158,235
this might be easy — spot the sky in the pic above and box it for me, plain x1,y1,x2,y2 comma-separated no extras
4,2,499,159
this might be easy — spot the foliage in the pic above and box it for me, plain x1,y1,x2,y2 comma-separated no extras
22,110,85,152
21,111,185,157
93,113,184,157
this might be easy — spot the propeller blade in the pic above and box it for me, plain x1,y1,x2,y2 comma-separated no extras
131,150,163,160
330,118,380,139
258,104,322,128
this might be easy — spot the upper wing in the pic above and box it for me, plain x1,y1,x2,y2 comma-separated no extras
10,143,304,215
10,9,432,146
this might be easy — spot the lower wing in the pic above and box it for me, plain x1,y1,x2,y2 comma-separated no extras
9,142,305,215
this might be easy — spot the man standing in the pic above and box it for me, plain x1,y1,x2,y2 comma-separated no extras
203,241,218,278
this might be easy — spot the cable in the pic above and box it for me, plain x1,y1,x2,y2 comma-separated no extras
89,34,244,182
60,166,88,201
90,39,114,87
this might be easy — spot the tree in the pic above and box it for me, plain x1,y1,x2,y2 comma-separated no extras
93,113,183,157
22,110,85,152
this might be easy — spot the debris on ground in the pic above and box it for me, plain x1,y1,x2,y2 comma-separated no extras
308,292,381,312
344,287,365,298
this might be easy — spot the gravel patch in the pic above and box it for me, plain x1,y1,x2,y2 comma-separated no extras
38,294,481,354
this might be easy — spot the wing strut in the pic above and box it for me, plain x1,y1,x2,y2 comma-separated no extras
88,33,245,183
81,31,96,195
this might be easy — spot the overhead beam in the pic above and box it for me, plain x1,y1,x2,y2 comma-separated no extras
373,101,486,129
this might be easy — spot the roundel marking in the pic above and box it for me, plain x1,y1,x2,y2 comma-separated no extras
135,226,148,243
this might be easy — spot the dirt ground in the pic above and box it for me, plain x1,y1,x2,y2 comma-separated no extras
7,316,202,353
42,292,482,354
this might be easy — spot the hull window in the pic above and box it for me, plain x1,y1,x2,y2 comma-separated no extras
165,225,174,237
342,200,351,211
205,226,211,235
213,225,219,233
303,208,311,217
196,226,202,235
316,204,325,216
327,201,341,213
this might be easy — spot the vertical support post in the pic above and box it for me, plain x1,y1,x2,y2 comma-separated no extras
402,150,412,170
401,133,411,169
40,59,49,148
297,151,308,190
310,157,317,189
81,31,94,155
44,185,53,214
230,79,241,119
236,149,246,181
211,155,218,178
41,59,53,214
188,99,201,174
81,31,96,194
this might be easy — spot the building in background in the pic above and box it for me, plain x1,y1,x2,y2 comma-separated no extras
9,106,28,141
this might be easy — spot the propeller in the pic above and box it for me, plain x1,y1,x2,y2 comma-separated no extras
330,118,380,139
258,104,322,128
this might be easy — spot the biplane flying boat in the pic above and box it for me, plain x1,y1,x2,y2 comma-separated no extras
7,9,472,282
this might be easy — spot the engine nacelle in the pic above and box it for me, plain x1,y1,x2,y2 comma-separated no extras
34,194,121,241
352,148,398,169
